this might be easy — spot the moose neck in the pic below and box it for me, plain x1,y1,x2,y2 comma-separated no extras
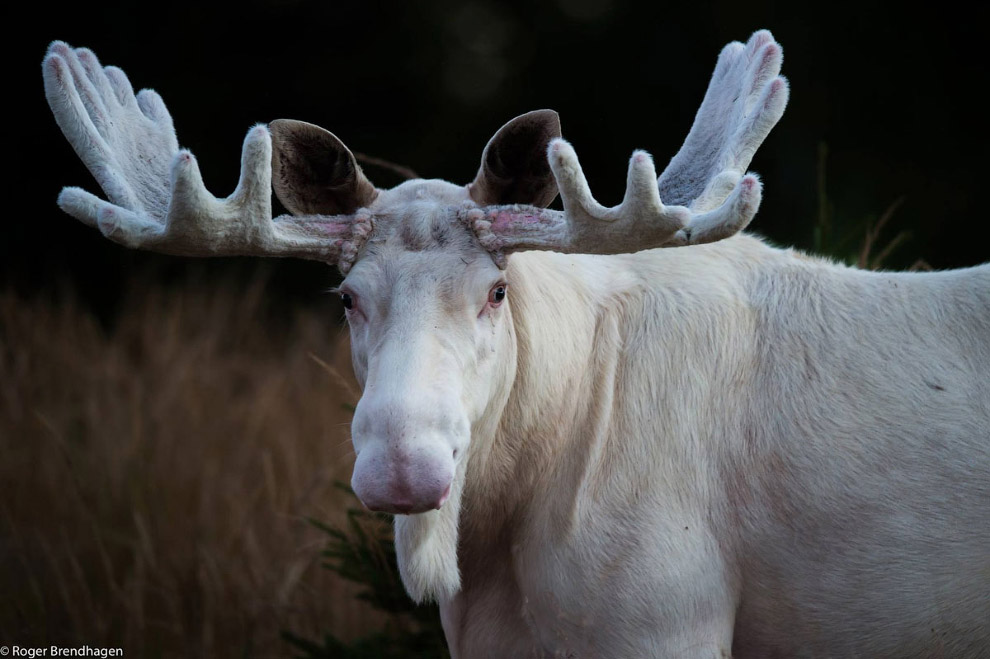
460,252,626,536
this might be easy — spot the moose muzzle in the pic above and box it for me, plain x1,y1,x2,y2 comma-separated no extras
349,392,466,515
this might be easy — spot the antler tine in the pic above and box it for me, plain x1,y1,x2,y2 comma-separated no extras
463,139,689,259
547,139,692,251
44,42,370,269
464,30,786,261
659,30,788,213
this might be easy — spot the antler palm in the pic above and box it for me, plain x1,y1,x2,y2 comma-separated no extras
45,42,181,231
43,42,352,261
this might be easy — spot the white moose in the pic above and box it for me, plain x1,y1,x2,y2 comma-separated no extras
44,31,989,658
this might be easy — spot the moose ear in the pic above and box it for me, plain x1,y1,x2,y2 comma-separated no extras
469,109,561,208
269,119,378,215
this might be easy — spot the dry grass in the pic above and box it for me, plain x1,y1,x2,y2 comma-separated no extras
0,271,378,658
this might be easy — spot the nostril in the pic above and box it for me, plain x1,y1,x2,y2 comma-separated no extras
452,448,459,459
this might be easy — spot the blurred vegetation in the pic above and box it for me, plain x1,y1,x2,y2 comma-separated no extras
0,272,379,658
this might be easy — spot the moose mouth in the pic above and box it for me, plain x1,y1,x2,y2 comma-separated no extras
359,485,451,515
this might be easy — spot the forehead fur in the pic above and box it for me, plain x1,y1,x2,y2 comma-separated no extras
368,179,481,254
394,206,476,252
350,198,497,292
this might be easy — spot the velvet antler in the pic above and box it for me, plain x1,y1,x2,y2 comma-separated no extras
43,42,373,271
462,30,788,261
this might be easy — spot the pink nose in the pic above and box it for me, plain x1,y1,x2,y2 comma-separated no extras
351,449,455,516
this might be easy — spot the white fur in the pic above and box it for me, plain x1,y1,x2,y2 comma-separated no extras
339,189,990,657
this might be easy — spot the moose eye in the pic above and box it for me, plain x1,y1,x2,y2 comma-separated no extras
488,284,507,306
340,292,354,310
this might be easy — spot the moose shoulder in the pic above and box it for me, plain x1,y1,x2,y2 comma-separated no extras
44,31,989,658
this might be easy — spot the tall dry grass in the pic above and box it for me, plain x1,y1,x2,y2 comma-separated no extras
0,271,377,657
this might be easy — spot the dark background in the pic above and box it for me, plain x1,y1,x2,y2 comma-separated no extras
9,0,988,317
